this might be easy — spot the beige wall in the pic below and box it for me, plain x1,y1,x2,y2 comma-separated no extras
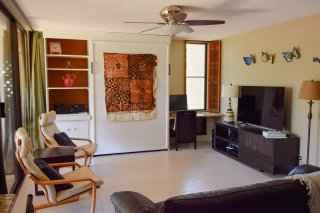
222,13,320,165
169,40,185,94
169,13,320,165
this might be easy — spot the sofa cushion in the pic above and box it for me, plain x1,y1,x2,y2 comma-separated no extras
53,132,76,147
288,164,320,176
159,179,309,213
34,158,73,192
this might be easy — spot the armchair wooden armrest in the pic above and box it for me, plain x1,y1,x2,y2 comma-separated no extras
75,146,89,156
70,138,93,144
48,162,81,169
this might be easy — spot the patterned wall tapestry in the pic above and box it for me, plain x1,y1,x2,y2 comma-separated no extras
104,53,157,121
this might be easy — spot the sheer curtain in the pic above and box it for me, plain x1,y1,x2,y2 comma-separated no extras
0,13,14,178
0,10,15,192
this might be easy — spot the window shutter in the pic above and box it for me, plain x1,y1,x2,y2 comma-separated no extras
207,41,221,113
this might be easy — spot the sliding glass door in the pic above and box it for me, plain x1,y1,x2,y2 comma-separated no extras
0,5,23,194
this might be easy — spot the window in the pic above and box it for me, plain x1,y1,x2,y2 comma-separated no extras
185,41,221,113
185,42,207,110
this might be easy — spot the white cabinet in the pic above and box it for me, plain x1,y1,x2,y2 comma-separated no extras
55,114,90,145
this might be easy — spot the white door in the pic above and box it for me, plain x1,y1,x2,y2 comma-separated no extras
92,41,169,154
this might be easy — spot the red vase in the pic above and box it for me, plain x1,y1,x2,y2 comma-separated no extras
62,74,76,87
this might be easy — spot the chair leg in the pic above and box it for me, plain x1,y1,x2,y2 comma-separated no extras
87,156,92,167
175,141,178,151
90,188,97,213
194,141,197,149
83,156,88,166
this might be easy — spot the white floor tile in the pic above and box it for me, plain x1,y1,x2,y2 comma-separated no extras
13,142,280,213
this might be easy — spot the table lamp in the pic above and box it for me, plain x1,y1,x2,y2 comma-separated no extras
221,84,239,122
298,80,320,164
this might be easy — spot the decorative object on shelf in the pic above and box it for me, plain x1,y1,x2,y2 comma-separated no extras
221,84,239,122
261,52,274,64
313,57,320,63
104,53,157,122
243,54,255,65
262,131,287,139
298,80,320,164
49,42,62,54
65,60,73,68
62,74,76,87
282,46,300,62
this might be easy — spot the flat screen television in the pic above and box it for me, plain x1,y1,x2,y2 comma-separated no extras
237,86,285,130
169,95,188,111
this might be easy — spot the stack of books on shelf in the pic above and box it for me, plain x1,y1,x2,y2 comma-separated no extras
262,131,287,138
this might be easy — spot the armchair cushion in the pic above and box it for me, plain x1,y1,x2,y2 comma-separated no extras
75,143,97,158
39,110,57,127
54,132,76,147
57,166,104,202
34,158,73,192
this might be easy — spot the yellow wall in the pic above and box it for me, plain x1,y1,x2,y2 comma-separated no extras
169,13,320,165
222,13,320,165
169,40,185,94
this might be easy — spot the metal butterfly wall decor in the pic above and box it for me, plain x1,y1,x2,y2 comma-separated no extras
243,54,255,65
282,47,300,62
313,57,320,63
261,52,274,64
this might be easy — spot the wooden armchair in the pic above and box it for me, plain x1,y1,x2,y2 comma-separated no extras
15,128,103,213
39,111,96,166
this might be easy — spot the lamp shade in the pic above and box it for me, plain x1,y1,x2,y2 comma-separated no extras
221,85,239,98
298,80,320,100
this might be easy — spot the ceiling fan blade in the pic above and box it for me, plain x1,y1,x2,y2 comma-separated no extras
124,21,166,25
184,20,225,26
171,12,187,22
139,26,161,34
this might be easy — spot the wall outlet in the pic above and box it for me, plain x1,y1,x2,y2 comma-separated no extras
299,155,303,161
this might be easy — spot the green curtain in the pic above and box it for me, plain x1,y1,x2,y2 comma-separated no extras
28,31,45,150
19,31,30,136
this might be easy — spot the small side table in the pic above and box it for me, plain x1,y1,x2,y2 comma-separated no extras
33,146,75,196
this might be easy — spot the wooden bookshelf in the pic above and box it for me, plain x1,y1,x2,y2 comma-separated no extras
45,38,90,112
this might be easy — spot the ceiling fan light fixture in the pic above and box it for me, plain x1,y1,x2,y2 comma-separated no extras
160,24,193,36
126,5,225,36
182,25,194,33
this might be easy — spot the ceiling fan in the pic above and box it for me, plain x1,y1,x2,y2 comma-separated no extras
125,5,225,36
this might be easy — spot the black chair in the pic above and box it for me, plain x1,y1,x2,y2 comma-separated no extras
174,110,197,151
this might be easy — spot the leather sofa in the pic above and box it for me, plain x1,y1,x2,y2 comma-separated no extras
110,165,320,213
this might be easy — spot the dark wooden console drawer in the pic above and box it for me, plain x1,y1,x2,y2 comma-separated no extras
238,129,299,174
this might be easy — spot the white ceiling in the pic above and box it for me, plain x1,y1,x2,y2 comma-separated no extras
15,0,320,40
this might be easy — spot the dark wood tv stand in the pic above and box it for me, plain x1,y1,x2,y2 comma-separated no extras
213,121,300,174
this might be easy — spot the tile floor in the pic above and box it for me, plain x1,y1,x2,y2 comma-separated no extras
12,142,284,212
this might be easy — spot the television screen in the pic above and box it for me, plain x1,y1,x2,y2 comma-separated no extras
170,95,188,111
237,86,285,130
